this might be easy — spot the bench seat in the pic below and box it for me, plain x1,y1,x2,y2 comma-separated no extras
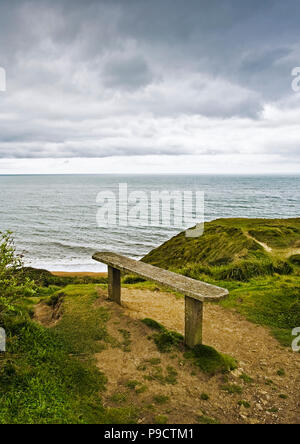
93,251,228,348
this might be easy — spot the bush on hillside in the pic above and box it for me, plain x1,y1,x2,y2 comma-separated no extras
0,231,36,320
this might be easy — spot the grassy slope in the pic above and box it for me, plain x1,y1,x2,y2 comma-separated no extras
0,284,138,424
1,218,299,423
0,279,234,424
143,218,300,346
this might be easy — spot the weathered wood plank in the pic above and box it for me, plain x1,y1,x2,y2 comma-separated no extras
93,251,228,302
185,296,203,347
108,266,121,304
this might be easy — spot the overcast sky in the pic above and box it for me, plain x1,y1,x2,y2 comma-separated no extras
0,0,299,174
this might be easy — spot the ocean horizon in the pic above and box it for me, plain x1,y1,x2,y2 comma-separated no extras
0,174,299,272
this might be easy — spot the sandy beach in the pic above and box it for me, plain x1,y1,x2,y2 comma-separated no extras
51,271,107,278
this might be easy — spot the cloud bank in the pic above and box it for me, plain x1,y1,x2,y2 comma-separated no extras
0,0,299,173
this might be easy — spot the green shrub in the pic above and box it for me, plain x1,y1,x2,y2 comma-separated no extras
142,318,165,331
220,384,243,395
142,318,184,353
289,254,300,266
0,232,36,320
154,415,168,424
184,344,237,375
153,395,169,405
122,275,146,284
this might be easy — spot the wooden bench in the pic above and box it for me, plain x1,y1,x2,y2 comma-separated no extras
92,252,228,348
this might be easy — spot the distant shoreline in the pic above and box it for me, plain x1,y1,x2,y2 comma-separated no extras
51,271,107,278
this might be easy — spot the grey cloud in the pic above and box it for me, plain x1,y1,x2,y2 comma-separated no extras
0,0,300,162
103,56,154,91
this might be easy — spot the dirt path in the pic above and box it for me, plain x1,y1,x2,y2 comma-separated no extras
34,286,299,424
94,288,300,424
244,232,300,258
245,232,272,253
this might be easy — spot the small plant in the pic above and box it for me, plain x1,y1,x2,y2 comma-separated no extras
146,404,155,411
147,358,161,365
119,329,131,352
136,385,148,394
137,364,147,371
126,380,140,390
184,344,237,375
154,415,168,425
268,407,278,413
197,415,219,424
110,392,127,403
153,395,169,405
165,366,178,385
220,384,243,395
277,368,285,377
200,393,209,401
142,318,184,353
142,318,164,331
239,373,253,384
279,394,288,399
265,379,274,386
0,231,36,319
289,254,300,266
238,400,250,408
122,275,146,284
144,366,177,385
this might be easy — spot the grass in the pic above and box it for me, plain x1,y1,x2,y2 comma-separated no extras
220,384,243,395
197,415,219,424
142,318,237,375
51,285,110,355
142,318,184,353
0,284,139,424
20,267,108,287
239,373,254,384
147,358,161,365
135,385,148,394
143,218,300,270
2,217,298,422
126,380,140,390
143,365,178,385
238,400,251,408
110,393,127,403
0,317,107,424
153,395,169,405
184,344,237,375
154,415,168,424
142,218,300,347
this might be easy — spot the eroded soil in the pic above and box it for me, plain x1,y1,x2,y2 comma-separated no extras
34,286,300,424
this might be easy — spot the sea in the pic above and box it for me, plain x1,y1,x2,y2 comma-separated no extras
0,175,299,272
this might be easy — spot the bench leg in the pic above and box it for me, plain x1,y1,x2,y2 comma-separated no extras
108,266,121,305
185,296,203,348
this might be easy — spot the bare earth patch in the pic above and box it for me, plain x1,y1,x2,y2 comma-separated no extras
34,286,299,424
95,287,300,424
34,301,62,327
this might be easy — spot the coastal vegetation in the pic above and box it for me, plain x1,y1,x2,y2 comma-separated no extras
0,218,299,423
143,218,300,346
